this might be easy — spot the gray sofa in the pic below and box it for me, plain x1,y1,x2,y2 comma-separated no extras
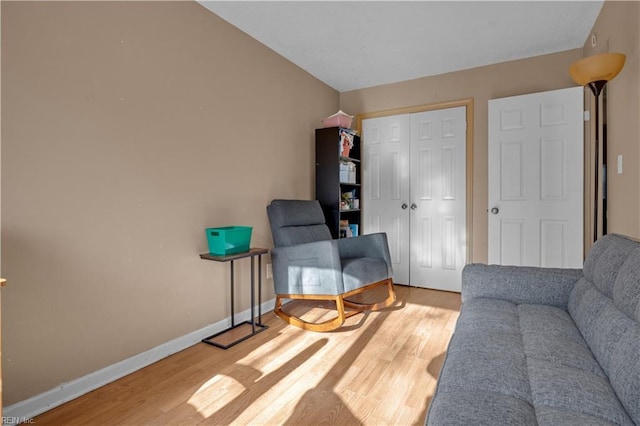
426,233,640,425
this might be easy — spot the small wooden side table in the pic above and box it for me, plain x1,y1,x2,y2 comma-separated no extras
199,248,268,349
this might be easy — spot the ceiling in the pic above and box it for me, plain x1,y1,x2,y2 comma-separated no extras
198,1,603,92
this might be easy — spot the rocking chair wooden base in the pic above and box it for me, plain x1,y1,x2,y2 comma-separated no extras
274,278,396,332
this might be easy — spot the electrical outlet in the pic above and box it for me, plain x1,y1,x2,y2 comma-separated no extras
266,263,273,279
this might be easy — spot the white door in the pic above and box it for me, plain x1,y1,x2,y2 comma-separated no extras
362,106,467,291
410,107,467,291
362,114,411,284
488,87,583,268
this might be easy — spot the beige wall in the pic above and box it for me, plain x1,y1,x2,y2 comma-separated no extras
1,1,337,404
340,50,583,263
582,0,640,239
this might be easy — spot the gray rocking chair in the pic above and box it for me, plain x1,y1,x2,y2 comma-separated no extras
266,199,396,331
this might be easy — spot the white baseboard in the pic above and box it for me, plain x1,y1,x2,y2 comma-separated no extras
3,299,275,426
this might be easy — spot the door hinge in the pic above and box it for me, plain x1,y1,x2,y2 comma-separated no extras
584,111,590,121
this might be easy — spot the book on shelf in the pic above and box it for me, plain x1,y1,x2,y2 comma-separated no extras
339,220,359,238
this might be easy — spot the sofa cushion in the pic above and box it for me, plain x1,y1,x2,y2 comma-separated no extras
569,234,640,424
613,247,640,321
608,326,640,425
461,264,582,308
427,390,537,425
518,304,605,379
534,407,625,426
582,234,639,298
528,360,634,425
519,304,633,425
569,279,637,376
427,298,536,425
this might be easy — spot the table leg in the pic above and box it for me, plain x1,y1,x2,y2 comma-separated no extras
230,260,235,327
258,254,263,325
250,256,256,334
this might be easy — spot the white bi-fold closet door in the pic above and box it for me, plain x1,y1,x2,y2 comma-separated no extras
362,106,467,292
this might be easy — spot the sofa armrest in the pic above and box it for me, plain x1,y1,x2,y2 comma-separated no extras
337,232,393,277
270,239,344,296
461,264,583,308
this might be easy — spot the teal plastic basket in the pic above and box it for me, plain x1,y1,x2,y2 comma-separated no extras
206,226,252,255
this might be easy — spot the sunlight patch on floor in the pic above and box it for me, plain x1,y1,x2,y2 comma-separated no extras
187,329,337,422
188,374,247,418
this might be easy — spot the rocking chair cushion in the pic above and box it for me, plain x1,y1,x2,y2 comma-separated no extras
271,239,344,296
267,200,332,247
342,257,390,293
275,225,332,248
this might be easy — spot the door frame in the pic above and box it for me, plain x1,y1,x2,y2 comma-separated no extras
356,98,475,263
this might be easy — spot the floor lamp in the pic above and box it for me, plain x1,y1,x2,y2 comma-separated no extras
569,52,625,243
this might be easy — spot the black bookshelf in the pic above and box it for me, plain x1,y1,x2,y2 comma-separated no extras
315,127,361,239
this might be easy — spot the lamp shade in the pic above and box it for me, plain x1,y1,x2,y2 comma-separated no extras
569,53,626,86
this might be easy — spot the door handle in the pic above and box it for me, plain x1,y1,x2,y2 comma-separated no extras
491,207,499,215
410,203,417,210
401,203,408,210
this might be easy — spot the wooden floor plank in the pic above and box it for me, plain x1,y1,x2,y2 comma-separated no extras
34,285,461,425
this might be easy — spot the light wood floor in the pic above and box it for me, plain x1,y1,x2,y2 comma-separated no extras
35,285,461,425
